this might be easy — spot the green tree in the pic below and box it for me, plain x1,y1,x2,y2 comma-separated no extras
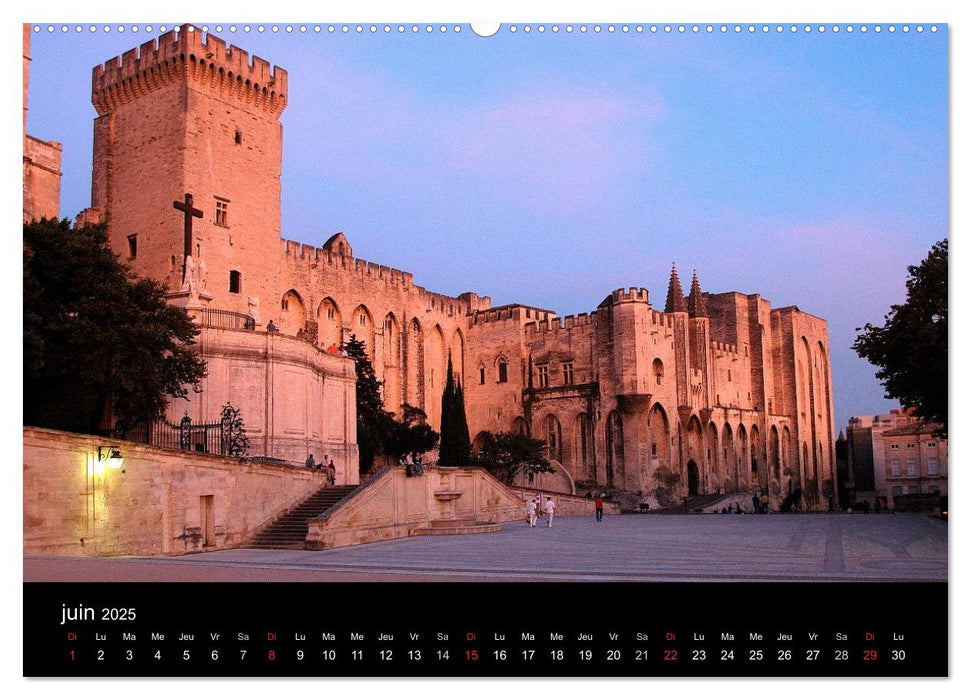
853,239,948,436
473,431,553,485
343,334,394,473
385,404,439,459
24,219,206,433
438,353,471,465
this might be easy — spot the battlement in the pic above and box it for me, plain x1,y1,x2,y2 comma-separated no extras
524,312,595,337
649,310,675,329
711,340,739,356
609,287,651,305
282,237,488,315
471,305,556,327
283,237,416,288
418,288,468,317
92,25,287,116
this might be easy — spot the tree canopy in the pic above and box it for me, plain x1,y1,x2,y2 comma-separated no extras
438,353,471,465
473,431,553,485
344,335,440,472
384,404,439,459
853,239,947,435
24,218,206,434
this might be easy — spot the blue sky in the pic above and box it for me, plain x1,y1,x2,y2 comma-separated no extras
25,22,948,429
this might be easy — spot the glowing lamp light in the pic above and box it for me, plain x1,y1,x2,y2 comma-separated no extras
97,445,125,470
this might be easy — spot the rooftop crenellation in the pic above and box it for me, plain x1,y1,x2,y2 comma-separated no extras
281,237,495,314
524,312,595,337
610,287,651,305
92,25,287,116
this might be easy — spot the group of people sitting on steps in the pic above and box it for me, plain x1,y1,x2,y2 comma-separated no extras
399,452,426,477
305,454,337,485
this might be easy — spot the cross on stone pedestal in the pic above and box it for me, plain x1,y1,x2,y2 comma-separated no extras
173,193,203,282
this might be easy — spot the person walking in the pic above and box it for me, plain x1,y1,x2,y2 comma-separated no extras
544,497,556,528
528,498,539,527
595,493,604,522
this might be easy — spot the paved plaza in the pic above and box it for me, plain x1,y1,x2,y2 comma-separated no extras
24,513,947,583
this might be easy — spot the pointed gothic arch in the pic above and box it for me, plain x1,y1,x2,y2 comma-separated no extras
426,325,447,427
722,423,736,493
782,425,793,485
382,312,401,414
543,414,563,462
708,422,721,491
572,412,593,481
316,297,342,348
648,403,671,465
449,329,465,384
684,415,705,492
737,424,749,490
279,289,306,336
750,424,765,491
350,304,375,360
605,410,625,488
405,318,425,411
770,425,781,481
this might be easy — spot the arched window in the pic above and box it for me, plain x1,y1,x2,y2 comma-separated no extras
653,358,664,385
497,357,508,383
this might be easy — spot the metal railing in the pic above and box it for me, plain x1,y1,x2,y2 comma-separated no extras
111,414,233,455
196,308,254,330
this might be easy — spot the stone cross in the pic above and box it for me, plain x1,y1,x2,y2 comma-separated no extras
173,193,203,282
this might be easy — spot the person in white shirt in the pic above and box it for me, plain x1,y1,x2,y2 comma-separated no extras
528,498,539,527
544,497,555,528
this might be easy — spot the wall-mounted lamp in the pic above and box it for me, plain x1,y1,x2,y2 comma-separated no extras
97,445,125,471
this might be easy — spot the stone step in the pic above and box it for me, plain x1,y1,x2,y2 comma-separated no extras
428,519,480,528
412,520,502,536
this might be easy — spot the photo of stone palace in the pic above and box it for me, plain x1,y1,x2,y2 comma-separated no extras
24,25,836,557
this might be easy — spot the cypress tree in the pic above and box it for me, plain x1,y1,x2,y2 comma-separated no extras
438,353,471,465
452,379,472,464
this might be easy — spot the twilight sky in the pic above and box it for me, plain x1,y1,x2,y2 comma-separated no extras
25,22,948,429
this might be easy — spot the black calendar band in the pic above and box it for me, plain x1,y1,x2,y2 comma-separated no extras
24,582,947,677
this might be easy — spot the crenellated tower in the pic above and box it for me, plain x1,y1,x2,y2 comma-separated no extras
90,24,287,314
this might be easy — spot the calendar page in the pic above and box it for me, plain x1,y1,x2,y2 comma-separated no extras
22,16,949,680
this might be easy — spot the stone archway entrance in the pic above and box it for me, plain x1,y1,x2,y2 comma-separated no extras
687,460,699,496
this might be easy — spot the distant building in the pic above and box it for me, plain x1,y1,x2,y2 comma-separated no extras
843,408,946,509
22,25,62,222
880,421,947,509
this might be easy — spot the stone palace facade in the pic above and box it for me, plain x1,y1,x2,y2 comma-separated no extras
72,26,834,508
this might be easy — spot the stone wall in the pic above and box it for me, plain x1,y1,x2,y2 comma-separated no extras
167,324,359,482
511,488,621,517
23,135,62,222
306,466,525,550
23,427,328,557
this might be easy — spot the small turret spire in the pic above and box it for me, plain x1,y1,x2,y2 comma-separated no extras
687,269,708,318
665,263,687,313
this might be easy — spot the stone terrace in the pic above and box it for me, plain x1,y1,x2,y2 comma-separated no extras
25,513,946,583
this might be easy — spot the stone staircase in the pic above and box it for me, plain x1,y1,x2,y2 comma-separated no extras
247,485,359,549
411,519,503,536
684,493,730,513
